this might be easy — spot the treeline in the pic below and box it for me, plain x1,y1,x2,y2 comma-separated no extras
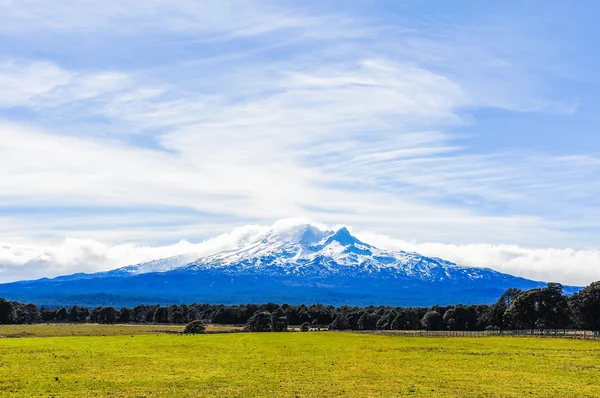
1,282,599,331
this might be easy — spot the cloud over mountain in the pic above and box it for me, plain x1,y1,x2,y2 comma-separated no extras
0,220,598,286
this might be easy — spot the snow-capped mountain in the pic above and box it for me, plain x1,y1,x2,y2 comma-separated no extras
0,224,575,307
113,224,519,283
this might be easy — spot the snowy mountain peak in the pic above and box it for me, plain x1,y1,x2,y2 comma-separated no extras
105,222,518,286
323,226,367,247
262,224,365,249
267,223,329,247
5,222,556,307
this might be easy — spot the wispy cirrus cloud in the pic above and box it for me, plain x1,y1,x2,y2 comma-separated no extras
0,59,130,109
0,0,370,44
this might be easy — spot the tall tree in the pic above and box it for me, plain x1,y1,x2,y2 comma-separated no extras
570,281,600,330
55,307,69,322
119,307,132,323
68,305,81,322
153,307,170,324
0,299,14,324
329,314,351,330
357,312,378,330
538,283,570,329
421,311,444,330
504,284,571,329
484,288,522,329
98,307,118,324
271,308,288,332
245,311,272,332
391,309,411,330
23,304,41,324
376,310,396,330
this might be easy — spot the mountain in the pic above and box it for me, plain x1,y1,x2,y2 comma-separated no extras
0,224,579,307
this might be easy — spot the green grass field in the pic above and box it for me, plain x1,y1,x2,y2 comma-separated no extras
0,324,241,337
1,326,599,397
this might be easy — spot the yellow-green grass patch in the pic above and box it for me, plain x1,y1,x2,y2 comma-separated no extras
1,330,599,397
0,323,243,338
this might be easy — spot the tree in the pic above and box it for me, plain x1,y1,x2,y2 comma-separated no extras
145,308,156,323
78,307,90,322
347,311,363,330
0,299,14,324
238,304,260,324
23,304,41,324
391,309,410,330
68,305,80,322
504,289,539,329
421,311,444,330
98,307,118,324
357,312,378,330
153,307,170,324
376,311,396,330
538,283,570,329
55,307,69,322
171,310,185,324
464,305,481,330
119,307,132,323
329,314,351,330
211,306,238,324
300,322,311,332
183,320,206,334
41,308,55,322
186,307,202,323
271,308,288,332
297,309,312,324
443,306,470,331
570,281,600,330
443,308,459,330
263,303,279,313
483,288,522,330
504,284,570,329
132,306,147,323
88,307,101,323
245,311,272,332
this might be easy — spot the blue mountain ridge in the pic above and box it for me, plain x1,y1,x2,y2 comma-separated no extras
0,224,580,307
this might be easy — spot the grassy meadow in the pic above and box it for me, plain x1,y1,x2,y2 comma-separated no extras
1,326,599,397
0,323,241,338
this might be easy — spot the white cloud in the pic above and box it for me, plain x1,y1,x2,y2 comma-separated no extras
0,54,598,249
1,220,597,286
0,0,343,39
0,224,269,282
356,232,600,286
0,59,131,109
0,60,72,106
0,218,322,282
0,119,570,250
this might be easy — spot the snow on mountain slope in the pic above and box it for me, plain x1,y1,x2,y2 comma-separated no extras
111,223,522,284
107,253,199,275
0,223,560,307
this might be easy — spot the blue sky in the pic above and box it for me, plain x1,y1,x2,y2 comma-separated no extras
0,1,599,284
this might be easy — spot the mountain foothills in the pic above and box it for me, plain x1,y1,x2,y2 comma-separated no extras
0,224,580,307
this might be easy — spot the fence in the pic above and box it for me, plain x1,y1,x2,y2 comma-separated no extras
359,329,600,340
